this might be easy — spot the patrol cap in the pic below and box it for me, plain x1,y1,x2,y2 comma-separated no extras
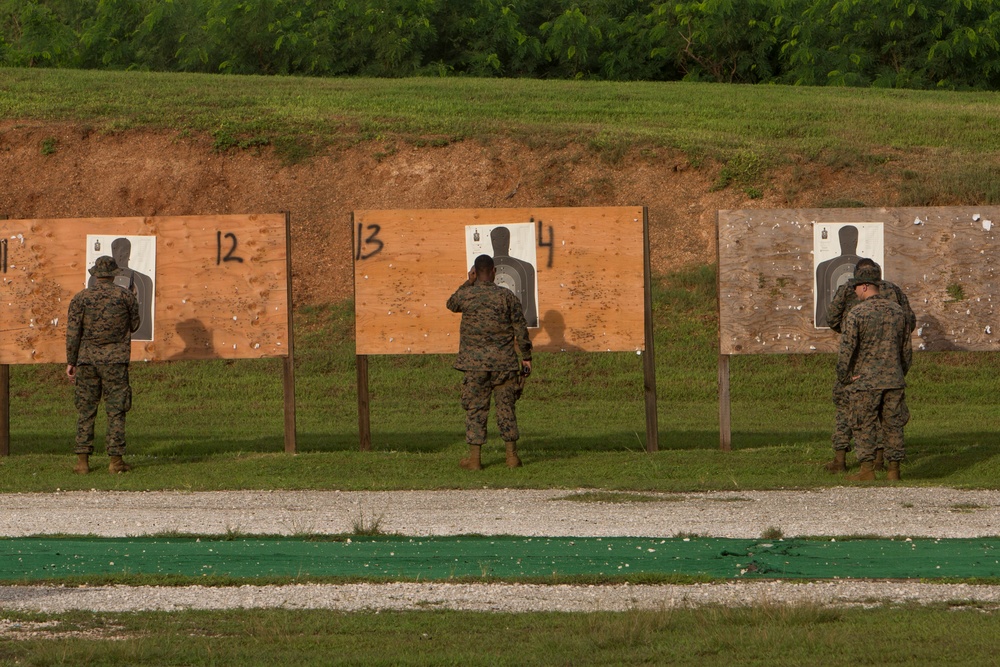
89,255,119,278
849,264,880,288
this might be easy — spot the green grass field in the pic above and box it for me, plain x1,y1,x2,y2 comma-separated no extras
4,265,998,492
3,606,1000,666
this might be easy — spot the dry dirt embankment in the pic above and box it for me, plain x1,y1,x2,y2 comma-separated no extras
0,122,892,304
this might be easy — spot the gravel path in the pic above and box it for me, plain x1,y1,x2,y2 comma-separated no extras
3,487,1000,538
3,487,1000,614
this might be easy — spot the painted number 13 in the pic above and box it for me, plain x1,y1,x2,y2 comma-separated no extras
355,223,384,260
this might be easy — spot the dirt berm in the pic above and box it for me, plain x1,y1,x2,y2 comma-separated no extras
0,121,896,305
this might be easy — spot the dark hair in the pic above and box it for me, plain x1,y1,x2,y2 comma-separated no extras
474,254,494,273
855,257,881,279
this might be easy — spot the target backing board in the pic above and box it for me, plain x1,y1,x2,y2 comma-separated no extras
353,207,647,355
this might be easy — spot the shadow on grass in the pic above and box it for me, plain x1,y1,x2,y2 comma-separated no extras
10,430,996,469
902,436,1000,480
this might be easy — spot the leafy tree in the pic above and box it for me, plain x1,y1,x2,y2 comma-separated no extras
780,0,1000,89
78,0,146,68
540,4,603,77
348,0,442,76
435,0,543,76
649,0,782,83
1,0,80,66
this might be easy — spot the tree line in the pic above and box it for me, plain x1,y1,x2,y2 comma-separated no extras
2,0,999,89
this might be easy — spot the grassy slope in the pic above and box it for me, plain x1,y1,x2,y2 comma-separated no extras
5,68,1000,163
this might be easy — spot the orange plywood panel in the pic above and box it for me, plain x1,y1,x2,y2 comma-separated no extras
354,207,646,355
0,214,289,364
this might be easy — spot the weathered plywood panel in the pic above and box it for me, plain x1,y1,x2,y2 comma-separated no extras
0,215,289,364
719,207,1000,354
354,207,646,355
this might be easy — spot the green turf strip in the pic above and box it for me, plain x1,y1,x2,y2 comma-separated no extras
3,536,1000,580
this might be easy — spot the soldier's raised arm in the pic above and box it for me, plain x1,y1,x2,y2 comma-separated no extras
826,284,853,333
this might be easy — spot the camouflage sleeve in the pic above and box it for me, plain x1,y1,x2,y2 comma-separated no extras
65,294,84,366
836,310,859,385
826,285,851,333
446,282,471,313
894,285,917,333
128,290,140,333
509,293,532,361
900,325,913,376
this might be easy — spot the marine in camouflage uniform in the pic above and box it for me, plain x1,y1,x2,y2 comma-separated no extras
66,256,140,474
824,260,915,473
446,254,532,470
836,271,912,481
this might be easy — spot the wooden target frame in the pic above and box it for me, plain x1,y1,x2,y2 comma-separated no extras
717,206,1000,449
0,213,296,454
352,206,658,452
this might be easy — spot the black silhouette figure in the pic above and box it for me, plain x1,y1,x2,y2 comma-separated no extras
90,238,155,341
490,226,538,328
815,225,861,328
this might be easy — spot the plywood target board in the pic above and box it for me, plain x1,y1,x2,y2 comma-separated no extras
0,214,290,364
353,207,647,355
718,207,1000,355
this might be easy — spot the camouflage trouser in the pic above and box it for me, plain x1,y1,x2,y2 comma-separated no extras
849,388,909,463
832,380,885,452
831,380,853,451
460,369,523,445
74,363,132,456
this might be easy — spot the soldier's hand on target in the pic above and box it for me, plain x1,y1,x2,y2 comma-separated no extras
468,267,477,284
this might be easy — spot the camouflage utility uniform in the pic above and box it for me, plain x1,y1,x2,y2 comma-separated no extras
446,281,532,445
827,278,915,453
66,275,140,456
836,293,912,463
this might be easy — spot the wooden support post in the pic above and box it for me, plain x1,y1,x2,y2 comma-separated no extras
357,355,371,451
0,363,9,457
283,212,297,453
1,215,7,456
719,354,732,451
352,211,372,452
714,210,732,451
642,207,659,453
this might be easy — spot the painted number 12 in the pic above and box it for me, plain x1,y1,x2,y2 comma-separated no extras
216,231,244,264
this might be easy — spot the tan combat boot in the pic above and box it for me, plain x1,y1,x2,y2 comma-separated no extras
73,454,90,475
108,455,133,474
873,449,885,472
505,441,522,468
459,445,482,471
886,460,901,481
846,461,876,482
823,450,846,473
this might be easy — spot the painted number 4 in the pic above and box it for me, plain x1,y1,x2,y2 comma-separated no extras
216,231,244,264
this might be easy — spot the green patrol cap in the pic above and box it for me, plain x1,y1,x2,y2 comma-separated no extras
849,264,880,288
89,255,119,278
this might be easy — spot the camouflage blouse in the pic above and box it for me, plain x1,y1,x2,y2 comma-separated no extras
827,279,916,334
836,294,912,390
66,281,140,365
446,281,532,371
